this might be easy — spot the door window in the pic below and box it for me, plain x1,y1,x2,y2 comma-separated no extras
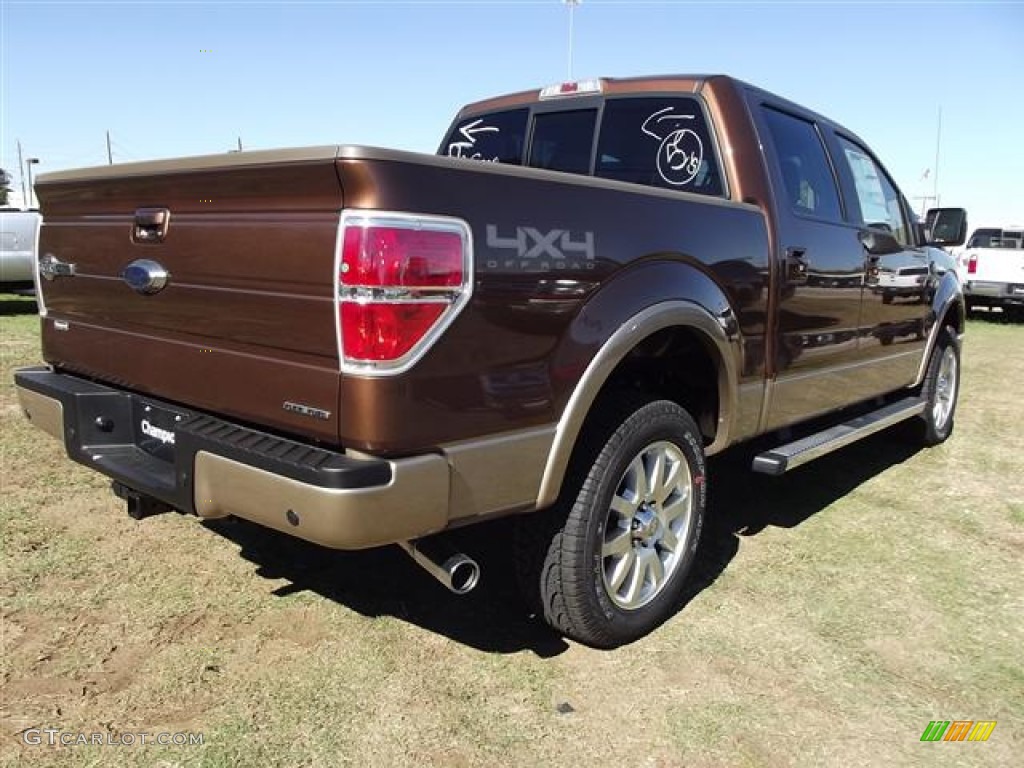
837,136,910,244
762,108,843,222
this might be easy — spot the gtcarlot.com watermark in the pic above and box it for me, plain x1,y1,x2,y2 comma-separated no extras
23,729,204,747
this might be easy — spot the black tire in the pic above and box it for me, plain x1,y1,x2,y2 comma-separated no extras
515,397,706,648
909,327,960,446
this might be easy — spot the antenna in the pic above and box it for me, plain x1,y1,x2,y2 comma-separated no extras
932,106,942,208
564,0,582,80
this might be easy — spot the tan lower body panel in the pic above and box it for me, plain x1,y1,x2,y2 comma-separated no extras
193,451,450,550
443,426,555,520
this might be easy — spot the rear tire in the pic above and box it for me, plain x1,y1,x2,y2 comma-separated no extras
910,327,960,446
515,398,706,648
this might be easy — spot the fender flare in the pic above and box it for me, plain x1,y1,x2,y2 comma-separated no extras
535,299,741,509
913,272,965,387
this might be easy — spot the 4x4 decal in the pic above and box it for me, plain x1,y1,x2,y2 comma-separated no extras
485,224,595,271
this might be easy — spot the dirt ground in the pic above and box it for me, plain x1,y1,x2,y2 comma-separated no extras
2,297,1021,767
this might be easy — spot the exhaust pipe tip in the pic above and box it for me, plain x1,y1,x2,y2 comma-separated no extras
441,553,481,595
399,539,480,595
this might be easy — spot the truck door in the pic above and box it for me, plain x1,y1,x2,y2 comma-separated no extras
832,135,928,387
754,105,868,429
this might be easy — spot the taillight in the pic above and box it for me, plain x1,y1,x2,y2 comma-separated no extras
967,254,978,275
336,212,472,374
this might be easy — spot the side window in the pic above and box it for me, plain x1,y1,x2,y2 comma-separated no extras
528,110,598,174
442,108,528,164
595,97,724,196
762,108,843,222
837,137,909,245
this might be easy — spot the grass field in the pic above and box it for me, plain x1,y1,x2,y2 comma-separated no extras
1,295,1021,767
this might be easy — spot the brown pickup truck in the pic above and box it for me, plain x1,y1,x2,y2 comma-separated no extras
15,75,968,647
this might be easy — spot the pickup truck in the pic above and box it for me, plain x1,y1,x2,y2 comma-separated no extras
956,226,1024,319
15,75,968,648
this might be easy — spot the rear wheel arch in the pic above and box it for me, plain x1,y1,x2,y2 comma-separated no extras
536,300,739,510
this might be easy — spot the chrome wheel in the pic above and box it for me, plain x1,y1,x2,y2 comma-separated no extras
932,345,957,432
601,440,693,610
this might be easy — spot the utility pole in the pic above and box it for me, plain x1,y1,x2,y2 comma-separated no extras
106,130,113,164
932,107,942,208
16,140,27,207
564,0,581,80
237,136,243,152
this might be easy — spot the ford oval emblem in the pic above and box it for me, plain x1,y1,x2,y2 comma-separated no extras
122,259,170,295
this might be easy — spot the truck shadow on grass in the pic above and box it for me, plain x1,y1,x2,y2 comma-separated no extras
203,431,921,656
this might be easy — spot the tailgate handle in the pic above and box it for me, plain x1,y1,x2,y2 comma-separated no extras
132,208,171,244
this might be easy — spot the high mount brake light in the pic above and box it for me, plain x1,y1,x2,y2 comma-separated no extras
336,213,473,374
539,79,603,100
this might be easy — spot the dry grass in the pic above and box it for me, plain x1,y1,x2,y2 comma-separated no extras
1,294,1021,767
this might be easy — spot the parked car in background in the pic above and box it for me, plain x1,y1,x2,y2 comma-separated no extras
956,226,1024,318
0,208,41,293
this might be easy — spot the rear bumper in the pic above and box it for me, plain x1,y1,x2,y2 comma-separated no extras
965,280,1024,305
14,367,449,549
0,251,34,283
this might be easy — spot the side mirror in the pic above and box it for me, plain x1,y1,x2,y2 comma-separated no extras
923,207,968,246
858,227,903,256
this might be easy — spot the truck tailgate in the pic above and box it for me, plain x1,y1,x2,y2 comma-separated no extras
968,247,1024,284
34,147,344,443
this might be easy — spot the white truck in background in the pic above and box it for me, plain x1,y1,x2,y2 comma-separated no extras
956,226,1024,319
0,208,41,294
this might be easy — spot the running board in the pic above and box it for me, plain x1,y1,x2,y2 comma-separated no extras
752,397,927,476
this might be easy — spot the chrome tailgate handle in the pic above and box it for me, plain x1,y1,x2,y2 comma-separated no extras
132,208,170,244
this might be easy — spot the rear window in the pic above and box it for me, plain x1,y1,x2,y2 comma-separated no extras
595,97,724,196
528,110,598,174
968,228,1023,249
967,228,1001,248
440,95,725,197
442,108,528,164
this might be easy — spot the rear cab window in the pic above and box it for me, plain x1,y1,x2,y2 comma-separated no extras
443,108,528,163
967,228,1023,249
439,95,725,198
595,97,723,196
529,110,597,174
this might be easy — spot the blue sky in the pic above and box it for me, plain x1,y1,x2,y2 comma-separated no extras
2,1,1021,226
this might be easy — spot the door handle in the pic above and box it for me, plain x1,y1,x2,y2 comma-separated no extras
786,247,808,283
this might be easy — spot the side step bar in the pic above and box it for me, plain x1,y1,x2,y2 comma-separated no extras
752,397,926,476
